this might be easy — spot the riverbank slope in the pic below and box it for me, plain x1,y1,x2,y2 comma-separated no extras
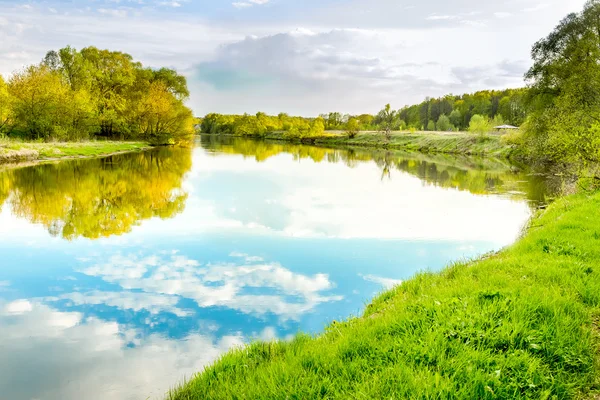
169,190,600,399
0,140,151,165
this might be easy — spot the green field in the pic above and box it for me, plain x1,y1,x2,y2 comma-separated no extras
169,190,600,399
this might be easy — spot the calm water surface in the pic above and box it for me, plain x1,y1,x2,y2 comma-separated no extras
0,136,549,400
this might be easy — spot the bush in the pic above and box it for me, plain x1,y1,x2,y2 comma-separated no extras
468,115,493,135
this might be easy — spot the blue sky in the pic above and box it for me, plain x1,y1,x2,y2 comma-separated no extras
0,0,587,115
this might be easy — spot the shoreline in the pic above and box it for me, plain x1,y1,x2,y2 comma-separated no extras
0,141,153,168
168,189,600,399
205,131,515,158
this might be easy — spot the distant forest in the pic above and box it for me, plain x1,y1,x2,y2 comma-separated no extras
200,87,527,138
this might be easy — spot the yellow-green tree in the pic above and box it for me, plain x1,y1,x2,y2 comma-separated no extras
5,46,195,144
8,65,94,140
135,82,194,145
0,75,12,136
78,47,138,137
346,118,360,138
308,117,325,137
468,114,492,135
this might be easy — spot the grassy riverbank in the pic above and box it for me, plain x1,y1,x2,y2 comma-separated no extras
0,140,151,164
169,190,600,399
262,131,513,158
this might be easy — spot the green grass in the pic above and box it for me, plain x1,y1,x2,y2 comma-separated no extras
169,190,600,399
263,131,513,158
0,139,150,163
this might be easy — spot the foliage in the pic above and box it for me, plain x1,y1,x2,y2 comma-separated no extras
8,65,93,141
319,112,345,130
399,89,528,131
374,104,398,139
436,115,452,131
3,46,194,144
346,118,360,138
523,0,600,168
0,75,11,137
202,87,530,139
449,109,462,128
135,82,195,145
282,117,326,141
169,191,600,399
468,114,493,135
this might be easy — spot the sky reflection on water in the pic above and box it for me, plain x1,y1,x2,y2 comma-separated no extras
0,138,541,400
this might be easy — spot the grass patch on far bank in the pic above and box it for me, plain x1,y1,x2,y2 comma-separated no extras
263,131,512,158
169,190,600,399
0,140,150,164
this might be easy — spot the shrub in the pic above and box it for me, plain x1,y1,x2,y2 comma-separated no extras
468,115,493,135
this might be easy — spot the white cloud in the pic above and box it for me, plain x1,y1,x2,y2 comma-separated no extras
153,150,531,245
97,8,129,18
233,0,270,9
233,2,253,8
494,12,512,19
4,299,33,315
229,251,264,263
523,3,549,13
48,290,191,317
0,300,244,400
361,274,402,290
77,252,342,321
0,0,589,115
426,15,457,21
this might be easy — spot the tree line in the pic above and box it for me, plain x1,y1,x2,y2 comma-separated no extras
0,46,195,144
198,0,600,178
198,88,528,139
201,112,327,140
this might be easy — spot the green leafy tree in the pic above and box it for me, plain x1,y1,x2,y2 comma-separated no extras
524,0,600,165
491,114,505,127
427,120,436,131
357,114,375,130
309,117,325,137
135,82,194,145
436,115,451,131
5,46,195,144
79,47,139,137
375,104,398,140
346,117,360,138
468,114,492,135
9,65,94,141
449,109,462,130
0,75,12,136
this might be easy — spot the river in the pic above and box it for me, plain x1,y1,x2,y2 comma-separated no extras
0,136,550,400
